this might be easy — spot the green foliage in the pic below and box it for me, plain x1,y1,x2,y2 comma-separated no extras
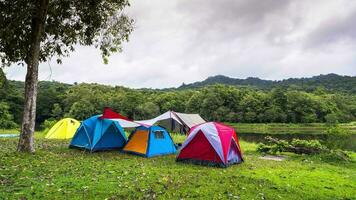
290,139,324,151
40,119,57,133
325,125,352,150
136,102,160,120
257,137,291,154
36,81,70,124
0,68,5,89
0,0,133,66
51,103,63,120
257,137,351,161
0,102,18,129
326,125,350,136
325,113,339,124
320,149,352,162
68,101,97,121
1,79,356,126
179,74,356,94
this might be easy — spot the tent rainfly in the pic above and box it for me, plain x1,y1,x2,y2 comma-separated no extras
177,122,243,167
136,111,206,134
123,125,177,157
45,118,80,139
100,107,141,128
69,115,128,151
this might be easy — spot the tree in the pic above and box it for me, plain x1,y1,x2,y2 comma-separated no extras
1,81,25,125
186,91,203,114
0,102,18,129
0,0,133,152
68,101,96,120
0,68,5,90
36,81,68,124
136,102,160,120
153,92,186,113
0,68,8,103
51,103,63,120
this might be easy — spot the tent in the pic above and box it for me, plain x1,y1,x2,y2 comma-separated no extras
136,111,205,134
100,107,129,120
100,107,141,128
176,122,243,167
45,118,80,139
123,126,177,157
174,112,206,129
69,115,127,151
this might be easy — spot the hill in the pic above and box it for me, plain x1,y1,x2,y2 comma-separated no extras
179,74,356,93
1,73,356,128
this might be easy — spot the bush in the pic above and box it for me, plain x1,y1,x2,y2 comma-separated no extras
320,149,352,162
257,137,289,154
41,119,57,133
325,125,350,149
0,102,18,129
290,139,324,152
325,113,339,124
257,136,325,155
257,136,351,161
326,125,350,135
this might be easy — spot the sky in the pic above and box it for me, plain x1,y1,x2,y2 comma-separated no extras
4,0,356,88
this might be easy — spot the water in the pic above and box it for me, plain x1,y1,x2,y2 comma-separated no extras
238,132,356,151
0,134,19,138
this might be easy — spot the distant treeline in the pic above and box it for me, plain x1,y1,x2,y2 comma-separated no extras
179,74,356,94
1,75,356,129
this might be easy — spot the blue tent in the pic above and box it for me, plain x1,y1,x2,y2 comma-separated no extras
123,126,177,157
69,115,127,152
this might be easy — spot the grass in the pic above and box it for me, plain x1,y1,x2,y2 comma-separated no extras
226,122,356,134
0,132,355,199
3,122,356,135
0,129,20,134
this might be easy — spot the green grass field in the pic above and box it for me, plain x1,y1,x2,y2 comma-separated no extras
2,122,355,136
1,132,355,199
227,122,356,134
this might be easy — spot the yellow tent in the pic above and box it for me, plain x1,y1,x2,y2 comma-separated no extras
45,118,80,139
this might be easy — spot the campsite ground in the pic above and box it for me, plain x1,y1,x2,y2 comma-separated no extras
1,131,355,200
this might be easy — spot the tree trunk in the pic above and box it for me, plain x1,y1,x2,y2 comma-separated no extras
17,0,49,153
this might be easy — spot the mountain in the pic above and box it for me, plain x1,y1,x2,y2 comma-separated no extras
179,74,356,93
4,73,356,94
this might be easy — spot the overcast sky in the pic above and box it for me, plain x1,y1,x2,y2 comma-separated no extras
5,0,356,88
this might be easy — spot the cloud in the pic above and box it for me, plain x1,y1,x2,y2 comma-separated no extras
4,0,356,88
306,7,356,48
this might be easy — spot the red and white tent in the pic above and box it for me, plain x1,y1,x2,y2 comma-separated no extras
177,122,243,167
100,107,141,128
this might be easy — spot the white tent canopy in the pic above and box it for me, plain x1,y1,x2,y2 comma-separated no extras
136,111,182,126
136,111,206,133
104,110,206,131
174,112,206,128
110,118,141,128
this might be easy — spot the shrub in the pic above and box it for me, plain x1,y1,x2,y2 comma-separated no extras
0,102,18,129
326,125,350,135
320,149,352,162
290,139,325,154
256,137,289,154
41,119,57,133
257,136,351,161
325,125,350,149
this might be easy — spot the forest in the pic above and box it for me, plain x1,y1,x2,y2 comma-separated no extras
1,72,356,129
179,73,356,93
